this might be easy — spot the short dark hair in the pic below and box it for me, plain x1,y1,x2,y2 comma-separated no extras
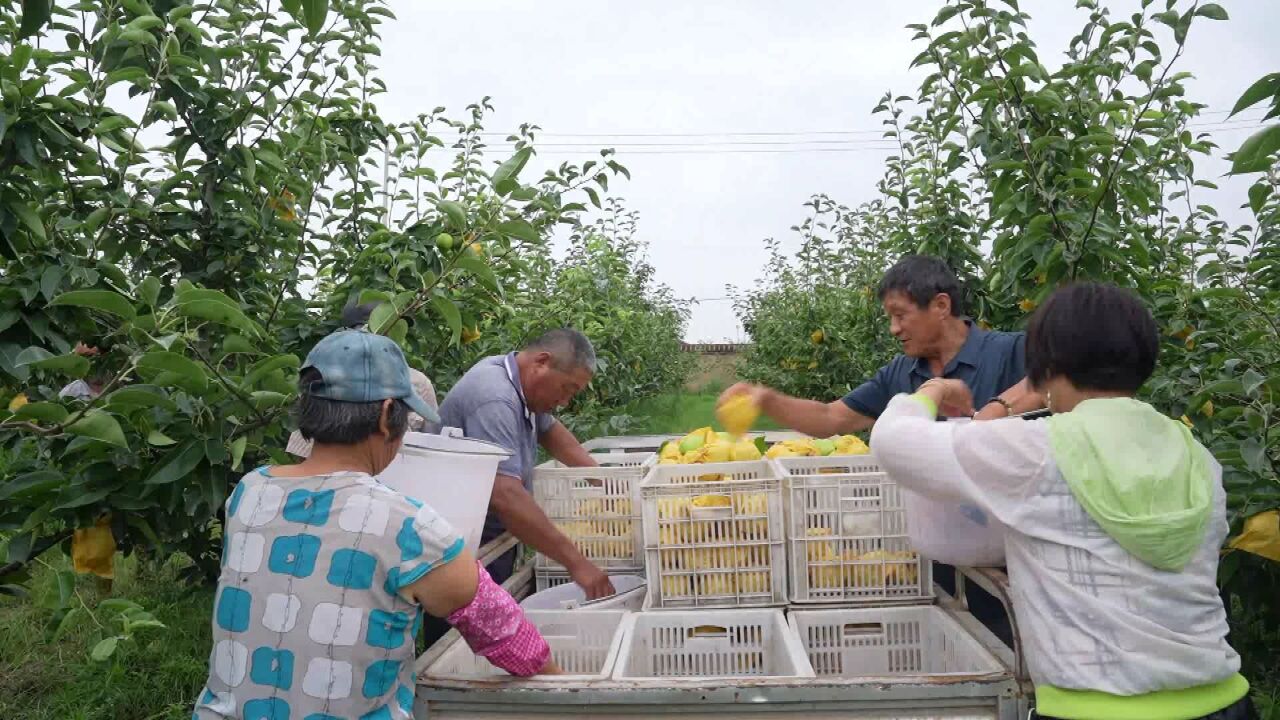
340,301,379,328
876,255,964,316
1026,283,1158,394
525,328,597,373
295,367,409,444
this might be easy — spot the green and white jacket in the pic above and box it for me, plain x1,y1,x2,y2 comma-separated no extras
871,394,1248,720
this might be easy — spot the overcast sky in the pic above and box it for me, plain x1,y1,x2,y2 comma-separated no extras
376,0,1280,342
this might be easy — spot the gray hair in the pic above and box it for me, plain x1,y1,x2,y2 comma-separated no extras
526,328,597,373
294,367,409,444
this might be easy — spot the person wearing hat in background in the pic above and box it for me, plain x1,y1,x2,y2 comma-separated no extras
287,301,439,458
193,329,560,720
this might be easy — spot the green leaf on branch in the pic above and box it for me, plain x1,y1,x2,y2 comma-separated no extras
137,352,208,393
1242,369,1266,396
0,470,63,501
66,410,128,448
437,200,466,231
492,147,532,196
1247,182,1271,215
431,295,463,345
105,385,176,412
50,290,136,320
230,436,247,471
145,441,204,485
250,391,289,410
18,0,52,38
497,218,540,244
6,198,47,244
387,319,408,347
1194,4,1228,21
138,276,161,308
17,349,90,379
13,402,69,424
146,430,177,446
1228,125,1280,175
175,298,258,336
453,253,503,297
301,0,329,35
368,301,398,336
222,335,258,356
243,355,299,390
234,144,256,184
932,4,960,26
4,532,33,564
1230,73,1280,117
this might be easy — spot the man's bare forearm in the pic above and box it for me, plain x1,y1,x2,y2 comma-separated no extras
974,378,1044,420
761,391,873,437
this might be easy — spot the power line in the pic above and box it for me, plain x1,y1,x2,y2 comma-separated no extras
421,114,1267,141
420,121,1267,153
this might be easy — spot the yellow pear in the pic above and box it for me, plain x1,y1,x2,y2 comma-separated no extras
679,427,713,453
683,446,711,464
716,394,760,437
703,442,733,463
731,439,762,461
765,443,798,459
659,441,681,460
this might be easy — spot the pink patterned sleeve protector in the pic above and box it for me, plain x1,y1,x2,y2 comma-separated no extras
447,561,551,677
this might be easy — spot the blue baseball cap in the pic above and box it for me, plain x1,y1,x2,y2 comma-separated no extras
301,329,440,423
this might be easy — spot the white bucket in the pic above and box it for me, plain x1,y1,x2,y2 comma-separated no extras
521,575,647,611
376,428,512,557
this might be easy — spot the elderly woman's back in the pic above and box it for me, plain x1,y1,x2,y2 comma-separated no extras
194,330,555,719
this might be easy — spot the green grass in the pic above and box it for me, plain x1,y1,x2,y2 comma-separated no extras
0,552,212,720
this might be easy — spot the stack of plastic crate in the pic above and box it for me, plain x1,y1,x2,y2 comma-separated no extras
777,454,932,605
640,459,787,608
532,451,651,590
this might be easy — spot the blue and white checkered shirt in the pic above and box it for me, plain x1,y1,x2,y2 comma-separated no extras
193,467,462,720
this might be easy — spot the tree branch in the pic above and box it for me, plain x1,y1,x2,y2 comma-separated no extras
1075,42,1186,278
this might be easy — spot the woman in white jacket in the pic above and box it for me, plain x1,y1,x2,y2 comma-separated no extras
871,283,1255,720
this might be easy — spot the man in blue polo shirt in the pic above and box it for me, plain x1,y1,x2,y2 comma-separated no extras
721,254,1044,644
722,255,1041,432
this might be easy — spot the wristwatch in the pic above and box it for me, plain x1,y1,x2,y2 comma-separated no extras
986,397,1014,416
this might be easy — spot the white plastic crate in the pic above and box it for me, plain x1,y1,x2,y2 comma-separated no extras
613,609,814,680
533,455,650,571
424,609,628,681
778,456,932,604
788,606,1003,677
640,460,787,608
